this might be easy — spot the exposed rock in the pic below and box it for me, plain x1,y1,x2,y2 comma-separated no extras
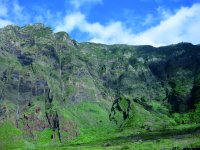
17,53,33,66
0,106,6,116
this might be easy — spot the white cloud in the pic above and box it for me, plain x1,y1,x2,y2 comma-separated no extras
55,3,200,46
55,12,135,44
157,6,172,19
134,3,200,46
0,19,13,28
55,12,85,32
0,0,29,26
0,0,13,27
1,0,197,47
70,0,102,9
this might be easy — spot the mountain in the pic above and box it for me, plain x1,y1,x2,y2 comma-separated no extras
0,24,200,149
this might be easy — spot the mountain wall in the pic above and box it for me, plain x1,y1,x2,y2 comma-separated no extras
0,24,200,146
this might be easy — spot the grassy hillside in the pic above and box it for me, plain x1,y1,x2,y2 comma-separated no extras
0,24,200,149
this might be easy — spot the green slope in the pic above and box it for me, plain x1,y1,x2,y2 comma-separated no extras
0,24,200,149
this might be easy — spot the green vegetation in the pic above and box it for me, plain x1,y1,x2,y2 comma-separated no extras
0,121,24,149
0,24,200,149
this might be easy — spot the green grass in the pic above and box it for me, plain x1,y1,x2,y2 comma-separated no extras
0,121,24,149
45,124,200,150
1,120,199,149
1,95,199,150
58,101,117,144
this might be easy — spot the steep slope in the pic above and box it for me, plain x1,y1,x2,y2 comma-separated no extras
0,24,200,149
79,42,200,111
0,24,114,147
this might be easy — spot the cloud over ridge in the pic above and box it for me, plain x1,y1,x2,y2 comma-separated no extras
0,0,200,46
56,3,200,46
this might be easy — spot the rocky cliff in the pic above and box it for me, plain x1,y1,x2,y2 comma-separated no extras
0,24,200,148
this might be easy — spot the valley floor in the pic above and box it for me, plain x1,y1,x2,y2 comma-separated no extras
38,124,200,150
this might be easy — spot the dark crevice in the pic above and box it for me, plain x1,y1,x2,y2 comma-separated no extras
45,87,62,143
109,96,131,127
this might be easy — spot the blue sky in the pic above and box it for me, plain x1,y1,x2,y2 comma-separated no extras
0,0,200,46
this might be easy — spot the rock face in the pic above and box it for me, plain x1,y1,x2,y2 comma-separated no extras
0,24,200,140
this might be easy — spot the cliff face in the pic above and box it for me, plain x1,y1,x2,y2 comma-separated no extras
79,42,200,112
0,24,200,144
